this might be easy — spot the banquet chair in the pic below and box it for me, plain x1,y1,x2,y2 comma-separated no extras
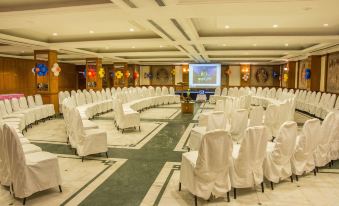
314,112,336,168
264,104,280,140
18,97,43,123
9,98,36,125
330,110,339,161
72,109,108,161
248,106,264,127
64,91,71,98
230,126,270,199
114,99,140,133
321,94,337,119
221,87,228,96
188,111,226,151
230,109,249,142
26,96,49,120
34,94,55,117
291,118,321,180
58,91,65,114
209,87,221,104
0,101,26,131
263,121,297,189
2,124,62,205
180,130,233,205
215,100,224,111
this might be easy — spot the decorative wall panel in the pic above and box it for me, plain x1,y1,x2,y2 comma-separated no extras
326,53,339,93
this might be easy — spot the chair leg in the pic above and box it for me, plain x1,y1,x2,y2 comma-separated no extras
59,185,62,193
23,198,26,205
105,152,109,158
81,157,84,162
179,182,181,191
295,175,299,181
233,188,237,199
227,191,230,202
290,175,293,183
261,182,264,193
194,195,197,206
313,168,317,176
270,181,274,190
121,129,124,134
139,126,141,131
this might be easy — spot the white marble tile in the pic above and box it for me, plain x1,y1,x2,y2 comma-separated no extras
142,162,339,206
140,108,181,119
0,154,126,206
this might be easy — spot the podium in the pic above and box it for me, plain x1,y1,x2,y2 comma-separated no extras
181,102,194,114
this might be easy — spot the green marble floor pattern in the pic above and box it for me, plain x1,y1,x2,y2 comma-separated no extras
32,105,332,206
34,105,201,206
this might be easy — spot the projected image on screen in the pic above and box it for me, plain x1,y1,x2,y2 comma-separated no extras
189,64,221,88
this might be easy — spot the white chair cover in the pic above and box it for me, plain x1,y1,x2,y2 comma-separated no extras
263,121,297,183
180,130,233,200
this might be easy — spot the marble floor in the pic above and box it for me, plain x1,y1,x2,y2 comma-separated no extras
1,104,338,206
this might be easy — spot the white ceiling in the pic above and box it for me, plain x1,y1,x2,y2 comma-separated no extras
0,0,338,65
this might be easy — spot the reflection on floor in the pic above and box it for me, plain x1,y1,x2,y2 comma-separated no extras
2,103,338,205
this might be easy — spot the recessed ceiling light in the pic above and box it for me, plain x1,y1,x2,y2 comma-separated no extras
273,24,278,28
285,43,289,47
224,25,230,29
160,45,163,48
52,32,58,36
323,23,329,27
222,44,227,46
253,43,257,47
129,28,135,32
89,30,94,34
132,46,135,48
21,51,25,53
105,46,109,50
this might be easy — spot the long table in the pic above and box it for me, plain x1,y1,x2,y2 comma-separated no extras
0,94,24,100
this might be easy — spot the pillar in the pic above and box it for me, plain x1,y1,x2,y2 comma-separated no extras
287,61,296,89
86,58,102,91
309,55,322,91
34,50,59,114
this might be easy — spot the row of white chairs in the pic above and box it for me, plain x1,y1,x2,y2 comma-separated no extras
0,94,55,133
180,110,339,204
62,97,108,161
0,123,62,205
295,90,338,119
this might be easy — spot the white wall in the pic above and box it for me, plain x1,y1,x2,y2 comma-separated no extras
140,66,150,85
175,65,182,84
229,65,241,86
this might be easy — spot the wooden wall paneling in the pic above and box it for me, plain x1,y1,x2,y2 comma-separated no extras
58,63,77,92
287,62,296,88
309,55,321,91
272,65,281,87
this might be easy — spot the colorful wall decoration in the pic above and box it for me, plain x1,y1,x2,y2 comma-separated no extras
250,66,274,86
298,59,310,89
326,52,339,93
151,65,173,85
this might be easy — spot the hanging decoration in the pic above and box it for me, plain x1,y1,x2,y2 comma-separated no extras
83,69,87,78
35,63,48,76
283,73,288,82
255,68,269,83
171,69,176,76
51,63,61,77
115,70,123,79
242,73,250,81
272,71,280,79
133,71,139,79
305,68,311,80
31,67,36,74
125,70,131,78
98,67,105,78
87,68,96,78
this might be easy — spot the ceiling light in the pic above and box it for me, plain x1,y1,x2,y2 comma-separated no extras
253,43,257,47
222,44,226,47
160,45,163,48
224,25,230,29
21,51,25,53
52,32,58,36
132,46,135,48
323,23,329,27
129,28,135,32
273,24,278,28
89,30,94,34
284,67,288,71
285,43,289,47
105,46,109,50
